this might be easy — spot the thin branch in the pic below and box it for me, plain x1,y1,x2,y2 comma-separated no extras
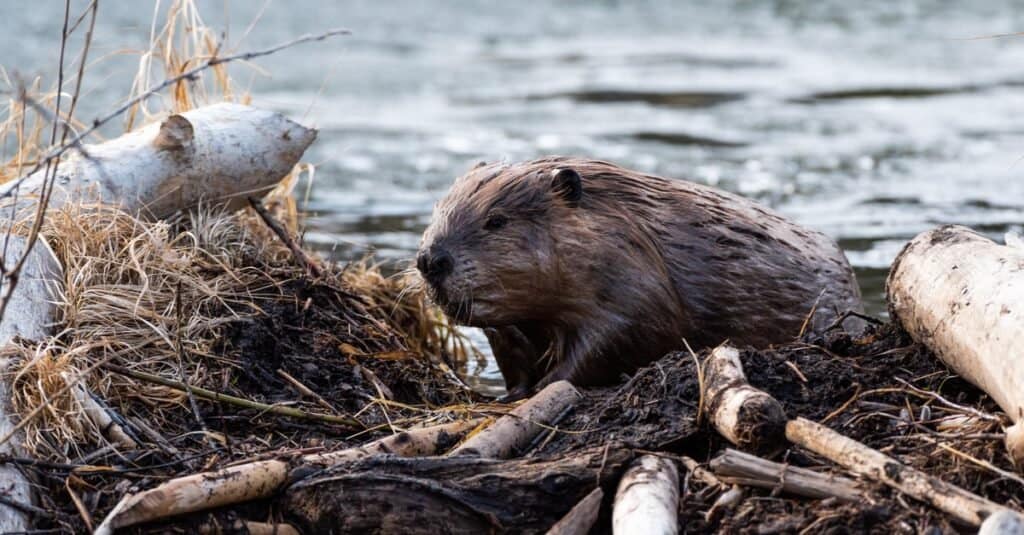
101,363,364,430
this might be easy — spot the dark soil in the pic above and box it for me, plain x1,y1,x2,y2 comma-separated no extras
531,322,1018,534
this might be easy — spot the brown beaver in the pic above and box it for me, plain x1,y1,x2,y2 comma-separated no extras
416,156,862,400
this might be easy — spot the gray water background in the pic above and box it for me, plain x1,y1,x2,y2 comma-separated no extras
4,1,1024,392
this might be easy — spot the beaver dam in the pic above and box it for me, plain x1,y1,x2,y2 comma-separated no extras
3,3,1024,534
5,217,1024,535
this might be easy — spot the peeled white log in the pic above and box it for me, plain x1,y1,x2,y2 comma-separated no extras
95,420,478,534
0,236,61,533
886,225,1024,464
0,102,316,219
0,103,315,532
703,345,786,454
612,455,680,535
980,510,1024,535
449,380,582,458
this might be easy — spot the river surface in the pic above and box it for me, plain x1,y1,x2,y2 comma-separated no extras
4,1,1024,393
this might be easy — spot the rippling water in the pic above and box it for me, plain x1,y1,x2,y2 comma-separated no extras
4,1,1024,392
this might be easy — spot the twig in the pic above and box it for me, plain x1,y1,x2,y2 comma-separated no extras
276,369,338,414
174,281,218,451
101,363,363,429
248,196,321,277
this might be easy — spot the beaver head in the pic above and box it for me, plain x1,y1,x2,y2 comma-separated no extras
416,160,587,327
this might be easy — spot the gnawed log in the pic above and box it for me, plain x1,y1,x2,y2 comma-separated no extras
93,420,478,534
702,345,786,454
284,445,632,534
545,487,604,535
450,380,581,458
709,448,864,502
612,454,680,535
95,460,289,535
0,103,316,219
886,225,1024,464
787,417,1021,527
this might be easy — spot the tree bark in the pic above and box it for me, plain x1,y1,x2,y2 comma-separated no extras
545,487,604,535
709,448,864,502
886,225,1024,464
284,445,632,534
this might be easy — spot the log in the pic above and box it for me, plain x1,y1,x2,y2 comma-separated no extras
786,417,1022,527
0,103,316,219
94,420,478,534
449,380,581,458
545,487,604,535
0,103,314,531
0,237,61,533
612,454,680,535
95,459,289,535
284,445,631,534
886,225,1024,464
709,448,863,502
702,345,786,454
980,510,1024,535
301,418,481,467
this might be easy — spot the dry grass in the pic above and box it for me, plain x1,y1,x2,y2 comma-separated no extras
0,0,475,466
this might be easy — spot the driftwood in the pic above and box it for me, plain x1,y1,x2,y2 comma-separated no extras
786,417,1021,527
284,444,631,534
886,225,1024,464
94,420,477,534
702,345,786,454
450,380,581,458
709,448,864,502
612,454,680,535
545,487,604,535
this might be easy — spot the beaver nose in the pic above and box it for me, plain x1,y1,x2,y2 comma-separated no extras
417,248,454,284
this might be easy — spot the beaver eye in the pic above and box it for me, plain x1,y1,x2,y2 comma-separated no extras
484,214,508,231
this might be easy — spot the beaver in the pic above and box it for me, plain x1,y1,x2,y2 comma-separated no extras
416,156,862,400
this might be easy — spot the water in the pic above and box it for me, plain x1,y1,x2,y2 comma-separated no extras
4,1,1024,393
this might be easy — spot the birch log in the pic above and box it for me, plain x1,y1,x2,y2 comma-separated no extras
886,225,1024,464
0,103,315,532
0,102,316,219
612,455,680,535
449,380,581,458
703,345,787,454
787,417,1020,527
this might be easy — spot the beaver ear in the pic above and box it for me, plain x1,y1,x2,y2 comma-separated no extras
551,168,583,207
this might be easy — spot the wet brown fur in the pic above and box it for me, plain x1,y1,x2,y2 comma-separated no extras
418,156,862,398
